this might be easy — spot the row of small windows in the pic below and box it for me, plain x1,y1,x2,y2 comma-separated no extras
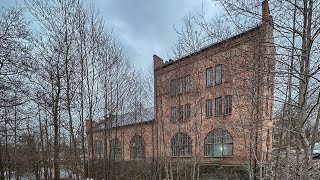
206,64,222,87
93,135,145,160
170,104,191,122
171,129,233,157
171,75,191,96
206,95,232,117
170,96,231,122
94,129,233,158
170,65,224,97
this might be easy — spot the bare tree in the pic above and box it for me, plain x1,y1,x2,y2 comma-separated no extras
213,0,320,179
0,6,33,180
168,1,278,180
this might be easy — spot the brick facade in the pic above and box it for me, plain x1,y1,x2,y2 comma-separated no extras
87,0,274,165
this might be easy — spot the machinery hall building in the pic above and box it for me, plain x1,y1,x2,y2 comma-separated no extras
87,0,274,168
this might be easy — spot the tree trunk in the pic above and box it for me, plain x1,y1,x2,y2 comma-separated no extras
53,68,61,180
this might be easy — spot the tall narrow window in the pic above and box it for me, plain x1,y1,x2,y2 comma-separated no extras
130,135,146,160
215,97,222,116
178,105,183,122
94,140,103,158
206,68,213,87
206,99,212,117
171,80,176,96
178,78,183,94
215,64,222,85
185,104,191,120
185,75,191,93
224,95,232,115
110,138,122,161
171,133,192,157
171,107,176,122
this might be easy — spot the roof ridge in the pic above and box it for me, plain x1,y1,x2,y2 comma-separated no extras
164,25,262,67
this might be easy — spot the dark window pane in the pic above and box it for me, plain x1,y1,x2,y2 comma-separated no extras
224,95,232,114
215,97,222,116
178,105,183,122
171,80,176,96
171,133,192,157
130,135,146,160
206,99,212,117
185,104,191,120
215,65,222,85
206,68,213,87
223,144,232,155
185,75,191,93
94,140,103,158
178,78,183,94
110,138,122,160
171,107,176,122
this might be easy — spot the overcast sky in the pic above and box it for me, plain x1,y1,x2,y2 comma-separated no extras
2,0,221,73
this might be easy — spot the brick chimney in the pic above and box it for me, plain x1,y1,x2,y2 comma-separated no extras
153,54,164,70
262,0,272,26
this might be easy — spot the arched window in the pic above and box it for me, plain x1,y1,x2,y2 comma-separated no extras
110,138,122,160
94,140,103,158
204,128,233,156
130,135,146,160
171,133,192,157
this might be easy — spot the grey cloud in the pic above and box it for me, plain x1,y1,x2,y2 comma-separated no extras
2,0,218,72
91,0,217,72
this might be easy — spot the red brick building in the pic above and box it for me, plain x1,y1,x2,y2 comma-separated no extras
87,0,274,167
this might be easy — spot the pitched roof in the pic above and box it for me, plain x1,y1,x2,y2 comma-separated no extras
94,107,154,131
161,25,262,69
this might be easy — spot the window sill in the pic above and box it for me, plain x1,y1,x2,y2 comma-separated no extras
171,156,192,158
179,119,191,123
214,114,222,117
171,120,192,124
205,116,213,119
204,155,233,158
111,159,123,162
206,85,212,88
130,158,146,161
224,113,232,116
